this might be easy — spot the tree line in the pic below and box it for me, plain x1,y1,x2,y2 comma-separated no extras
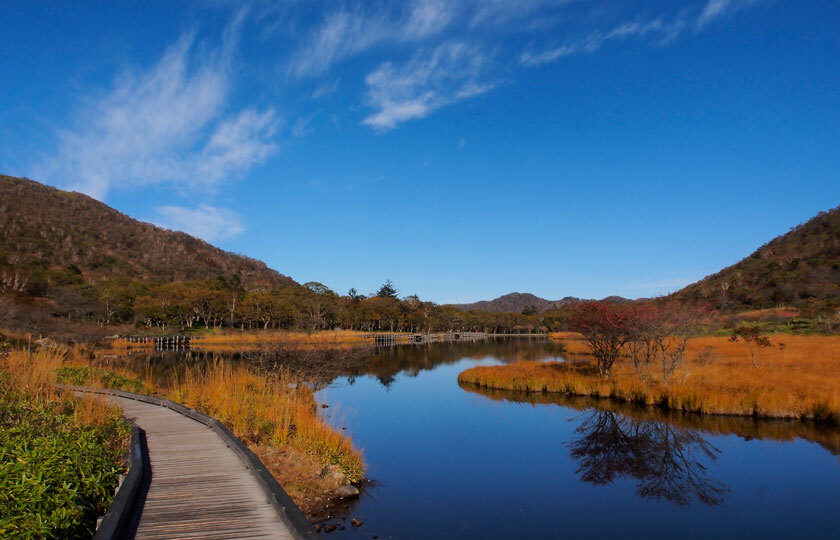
88,277,555,334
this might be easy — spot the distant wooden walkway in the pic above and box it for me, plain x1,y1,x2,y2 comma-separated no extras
74,388,315,539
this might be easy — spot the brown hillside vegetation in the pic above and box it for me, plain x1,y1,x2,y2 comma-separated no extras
671,205,840,313
0,175,296,288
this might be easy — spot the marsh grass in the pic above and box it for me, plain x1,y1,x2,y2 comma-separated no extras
190,329,374,346
460,335,840,423
158,360,364,483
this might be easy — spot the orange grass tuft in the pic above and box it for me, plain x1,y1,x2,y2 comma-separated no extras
459,335,840,423
158,361,364,482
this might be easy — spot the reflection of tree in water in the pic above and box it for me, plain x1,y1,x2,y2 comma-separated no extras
569,411,729,506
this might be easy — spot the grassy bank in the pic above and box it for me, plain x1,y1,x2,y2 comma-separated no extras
189,329,373,346
459,335,840,423
0,348,128,539
159,361,364,483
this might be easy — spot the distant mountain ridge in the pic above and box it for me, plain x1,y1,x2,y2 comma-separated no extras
0,175,297,289
451,292,630,313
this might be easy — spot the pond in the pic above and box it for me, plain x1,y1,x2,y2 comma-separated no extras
115,338,840,539
315,338,840,539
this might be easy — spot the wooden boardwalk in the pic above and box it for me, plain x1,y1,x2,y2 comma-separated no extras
102,395,295,539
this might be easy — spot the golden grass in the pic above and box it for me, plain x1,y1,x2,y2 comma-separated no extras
109,339,153,349
2,347,124,428
732,307,800,320
191,329,374,346
459,335,840,423
548,331,585,340
159,361,364,482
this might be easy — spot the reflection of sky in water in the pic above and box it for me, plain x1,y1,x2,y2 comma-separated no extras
316,343,840,540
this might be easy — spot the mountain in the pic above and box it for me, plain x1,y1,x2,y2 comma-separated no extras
671,206,840,311
0,175,297,291
452,293,588,314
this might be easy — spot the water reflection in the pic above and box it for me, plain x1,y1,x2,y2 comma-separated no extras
461,385,840,461
570,410,729,506
103,337,569,390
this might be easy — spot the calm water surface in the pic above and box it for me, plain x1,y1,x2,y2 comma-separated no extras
117,339,840,539
314,339,840,539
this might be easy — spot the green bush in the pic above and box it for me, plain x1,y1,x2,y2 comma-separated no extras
0,381,128,539
55,366,145,393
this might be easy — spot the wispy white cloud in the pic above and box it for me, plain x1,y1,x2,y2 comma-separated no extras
697,0,763,28
291,113,317,138
468,0,573,28
521,1,766,67
154,204,245,242
311,79,340,99
521,18,681,66
289,0,454,78
36,14,279,200
363,42,493,130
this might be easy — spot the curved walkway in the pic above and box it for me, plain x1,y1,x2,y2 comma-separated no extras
75,388,315,539
113,396,291,539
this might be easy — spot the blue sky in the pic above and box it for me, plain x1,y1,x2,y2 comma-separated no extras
2,1,838,303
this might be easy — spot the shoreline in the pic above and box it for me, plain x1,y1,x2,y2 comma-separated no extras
457,378,840,425
458,335,840,426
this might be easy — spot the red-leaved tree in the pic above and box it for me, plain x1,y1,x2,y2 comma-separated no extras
569,301,635,377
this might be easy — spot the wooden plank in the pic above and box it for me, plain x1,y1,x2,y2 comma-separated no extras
104,396,295,540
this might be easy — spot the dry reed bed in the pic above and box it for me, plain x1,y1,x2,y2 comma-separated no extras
460,335,840,423
158,361,364,483
190,329,375,346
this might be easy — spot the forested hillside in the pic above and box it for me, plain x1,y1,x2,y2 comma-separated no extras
672,206,840,313
0,176,546,335
0,175,295,289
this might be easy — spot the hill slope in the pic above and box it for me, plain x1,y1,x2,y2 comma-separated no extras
0,175,296,290
672,206,840,311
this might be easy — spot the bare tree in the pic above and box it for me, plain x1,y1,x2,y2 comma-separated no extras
626,303,705,385
0,271,28,293
729,325,772,368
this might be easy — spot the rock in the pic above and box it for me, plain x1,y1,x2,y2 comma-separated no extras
351,518,363,528
324,524,337,533
321,403,330,408
335,485,360,499
325,465,346,484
